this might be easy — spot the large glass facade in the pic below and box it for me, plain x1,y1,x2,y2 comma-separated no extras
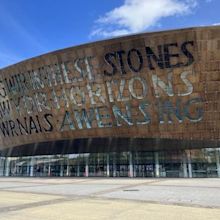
0,148,220,178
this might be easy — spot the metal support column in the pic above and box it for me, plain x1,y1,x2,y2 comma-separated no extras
85,157,89,177
30,157,34,177
183,151,188,178
60,158,64,177
186,150,192,178
216,149,220,178
129,152,134,177
0,157,5,176
113,153,117,177
154,152,160,178
48,161,51,177
4,157,10,177
133,153,136,177
66,158,69,176
106,154,110,177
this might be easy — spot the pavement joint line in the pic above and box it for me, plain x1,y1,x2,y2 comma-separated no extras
0,196,84,214
0,188,220,211
0,189,77,198
0,180,166,199
0,178,101,185
0,179,167,198
1,188,219,210
0,178,220,212
0,179,114,190
0,191,219,213
0,179,168,193
0,184,57,190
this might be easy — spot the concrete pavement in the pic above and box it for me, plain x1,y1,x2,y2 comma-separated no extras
0,178,219,219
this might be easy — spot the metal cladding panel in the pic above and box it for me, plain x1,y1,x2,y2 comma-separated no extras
0,26,220,156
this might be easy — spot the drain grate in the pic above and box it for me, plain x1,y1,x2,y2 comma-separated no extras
123,189,139,192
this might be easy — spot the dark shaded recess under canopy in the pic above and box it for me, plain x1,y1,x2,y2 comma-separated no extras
0,138,219,157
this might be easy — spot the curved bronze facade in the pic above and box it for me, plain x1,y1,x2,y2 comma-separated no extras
0,26,220,156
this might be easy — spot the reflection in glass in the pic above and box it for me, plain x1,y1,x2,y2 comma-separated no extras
0,148,219,178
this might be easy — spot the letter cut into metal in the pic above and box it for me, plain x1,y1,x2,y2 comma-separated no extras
129,76,147,100
178,71,193,96
87,84,105,105
184,98,204,122
137,102,151,125
112,104,133,126
152,72,174,97
60,111,75,131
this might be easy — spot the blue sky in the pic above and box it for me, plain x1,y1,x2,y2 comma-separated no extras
0,0,219,68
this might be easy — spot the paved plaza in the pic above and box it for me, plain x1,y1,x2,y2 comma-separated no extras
0,178,219,219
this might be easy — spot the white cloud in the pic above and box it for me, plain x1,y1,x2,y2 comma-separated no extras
91,0,198,38
213,23,220,26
